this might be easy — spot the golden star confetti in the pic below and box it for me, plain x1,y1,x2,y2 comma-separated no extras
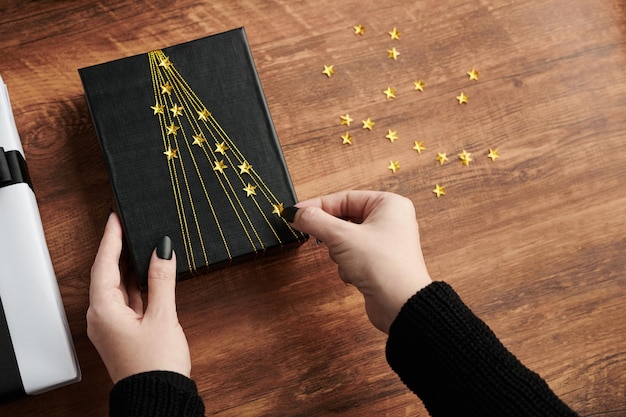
413,80,425,92
150,102,164,115
341,132,353,145
436,152,449,165
456,92,468,104
192,134,206,146
169,104,184,117
387,47,400,60
389,27,401,40
166,123,179,136
383,86,396,99
467,68,479,81
238,161,253,174
213,160,227,174
487,148,500,161
387,160,400,173
272,202,284,216
385,129,399,143
214,141,229,155
412,141,426,154
163,146,178,161
243,183,257,197
362,117,375,130
340,114,353,126
158,56,172,70
432,184,445,198
458,149,472,166
353,24,365,35
322,65,335,78
160,82,173,95
197,109,211,121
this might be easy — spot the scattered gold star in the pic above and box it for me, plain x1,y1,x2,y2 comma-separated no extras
385,130,399,143
238,161,253,174
160,82,173,95
387,160,400,173
362,117,375,130
389,27,401,40
340,114,353,126
272,202,284,216
436,152,449,165
166,123,179,136
197,109,211,121
163,146,178,161
150,102,164,115
169,104,184,117
341,132,353,145
458,149,472,166
192,134,206,146
456,92,468,104
412,141,426,154
387,47,400,60
322,65,335,78
158,56,172,70
353,24,365,35
213,160,227,174
413,79,426,92
467,68,479,81
487,148,500,161
214,141,229,155
383,86,396,99
433,184,445,198
243,183,257,197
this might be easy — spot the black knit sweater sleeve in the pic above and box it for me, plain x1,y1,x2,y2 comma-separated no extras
386,281,579,417
109,371,205,417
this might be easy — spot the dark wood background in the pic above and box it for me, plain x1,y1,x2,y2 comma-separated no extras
1,0,625,415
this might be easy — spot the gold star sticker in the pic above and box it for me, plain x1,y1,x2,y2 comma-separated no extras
150,102,164,115
387,160,400,173
272,202,284,216
163,146,178,161
341,132,353,145
458,149,472,166
160,82,173,95
243,183,257,197
238,161,253,174
383,86,396,99
192,134,206,146
385,130,399,143
412,141,426,154
322,65,335,78
340,114,353,126
467,68,479,81
436,152,449,165
166,123,180,136
413,79,425,92
456,92,468,104
353,24,365,35
197,109,211,121
487,148,500,161
214,141,229,155
387,47,400,60
169,104,184,117
158,56,172,70
433,184,445,198
213,160,227,174
389,27,401,40
362,117,375,130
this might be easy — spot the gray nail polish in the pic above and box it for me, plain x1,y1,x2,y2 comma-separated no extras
156,236,173,260
281,206,299,223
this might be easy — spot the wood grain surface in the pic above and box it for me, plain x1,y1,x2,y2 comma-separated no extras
1,0,625,415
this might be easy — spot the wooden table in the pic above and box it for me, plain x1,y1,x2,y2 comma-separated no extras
1,0,624,415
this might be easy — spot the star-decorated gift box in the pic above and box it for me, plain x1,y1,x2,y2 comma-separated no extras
80,27,307,288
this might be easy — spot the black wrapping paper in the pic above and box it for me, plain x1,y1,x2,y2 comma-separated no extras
80,28,306,287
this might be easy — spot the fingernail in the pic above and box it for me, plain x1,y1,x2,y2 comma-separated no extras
281,206,299,223
156,236,173,260
316,238,323,245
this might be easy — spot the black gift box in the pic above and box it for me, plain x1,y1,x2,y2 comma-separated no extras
80,28,306,287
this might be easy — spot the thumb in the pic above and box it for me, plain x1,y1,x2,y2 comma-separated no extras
146,236,177,317
283,206,352,244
